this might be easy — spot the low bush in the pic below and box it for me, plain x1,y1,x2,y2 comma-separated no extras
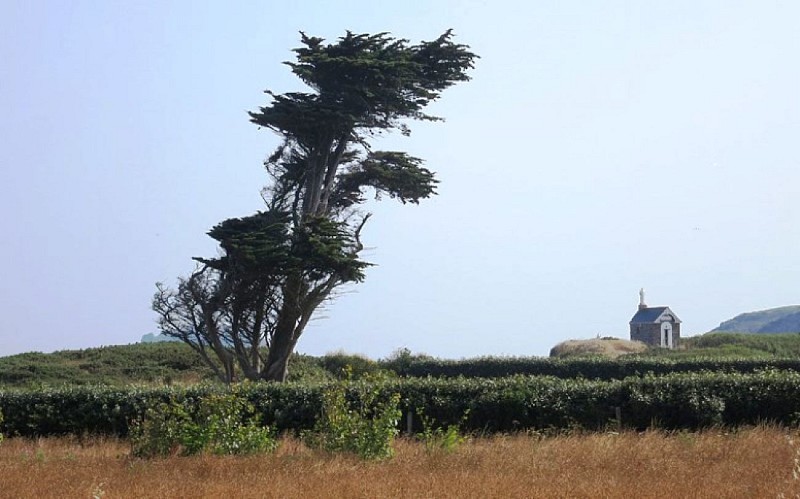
318,352,386,380
303,375,401,460
380,348,434,375
129,400,193,457
129,391,277,458
417,407,468,453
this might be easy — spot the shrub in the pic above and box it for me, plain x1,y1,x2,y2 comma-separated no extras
129,400,192,457
380,348,434,376
319,352,385,380
286,354,333,383
129,392,277,458
417,407,468,453
304,379,401,460
192,393,277,455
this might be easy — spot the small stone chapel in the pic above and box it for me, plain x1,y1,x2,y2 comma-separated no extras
629,289,681,348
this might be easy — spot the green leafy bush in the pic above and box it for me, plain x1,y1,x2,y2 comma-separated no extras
191,393,277,455
319,352,386,380
417,407,468,453
129,392,277,458
380,348,434,375
303,379,401,460
129,400,193,457
285,354,333,383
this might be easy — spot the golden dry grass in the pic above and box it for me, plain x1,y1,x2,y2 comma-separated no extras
1,427,798,498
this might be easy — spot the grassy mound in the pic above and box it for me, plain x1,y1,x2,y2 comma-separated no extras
549,338,647,358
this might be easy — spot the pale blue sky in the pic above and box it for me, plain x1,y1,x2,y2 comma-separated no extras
1,1,798,358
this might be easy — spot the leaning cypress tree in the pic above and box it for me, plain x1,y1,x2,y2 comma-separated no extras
154,31,476,382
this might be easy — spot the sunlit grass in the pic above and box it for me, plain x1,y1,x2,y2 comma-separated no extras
2,426,798,498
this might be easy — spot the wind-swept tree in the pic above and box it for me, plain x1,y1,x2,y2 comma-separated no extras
154,31,476,382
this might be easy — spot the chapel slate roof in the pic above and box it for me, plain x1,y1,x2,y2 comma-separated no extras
630,307,669,324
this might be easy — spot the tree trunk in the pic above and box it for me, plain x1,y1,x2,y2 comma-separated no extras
262,276,303,382
262,317,298,381
262,346,291,382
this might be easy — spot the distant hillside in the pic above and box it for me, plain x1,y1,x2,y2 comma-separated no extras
677,332,800,358
712,305,800,334
0,343,336,388
0,343,216,387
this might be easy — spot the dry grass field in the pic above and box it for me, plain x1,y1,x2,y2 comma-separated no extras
1,427,798,498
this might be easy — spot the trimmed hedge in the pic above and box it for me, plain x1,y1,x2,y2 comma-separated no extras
381,356,800,380
2,370,800,437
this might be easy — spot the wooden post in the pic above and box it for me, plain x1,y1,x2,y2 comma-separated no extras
615,406,622,428
406,411,413,435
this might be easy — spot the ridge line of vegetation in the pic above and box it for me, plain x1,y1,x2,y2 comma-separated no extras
2,332,800,388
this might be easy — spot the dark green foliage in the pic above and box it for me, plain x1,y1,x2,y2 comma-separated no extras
197,211,371,283
285,354,334,383
197,211,294,275
380,355,800,380
5,371,800,438
334,152,438,208
257,31,476,134
290,216,371,282
0,385,159,436
318,352,385,379
380,348,433,374
614,370,800,429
